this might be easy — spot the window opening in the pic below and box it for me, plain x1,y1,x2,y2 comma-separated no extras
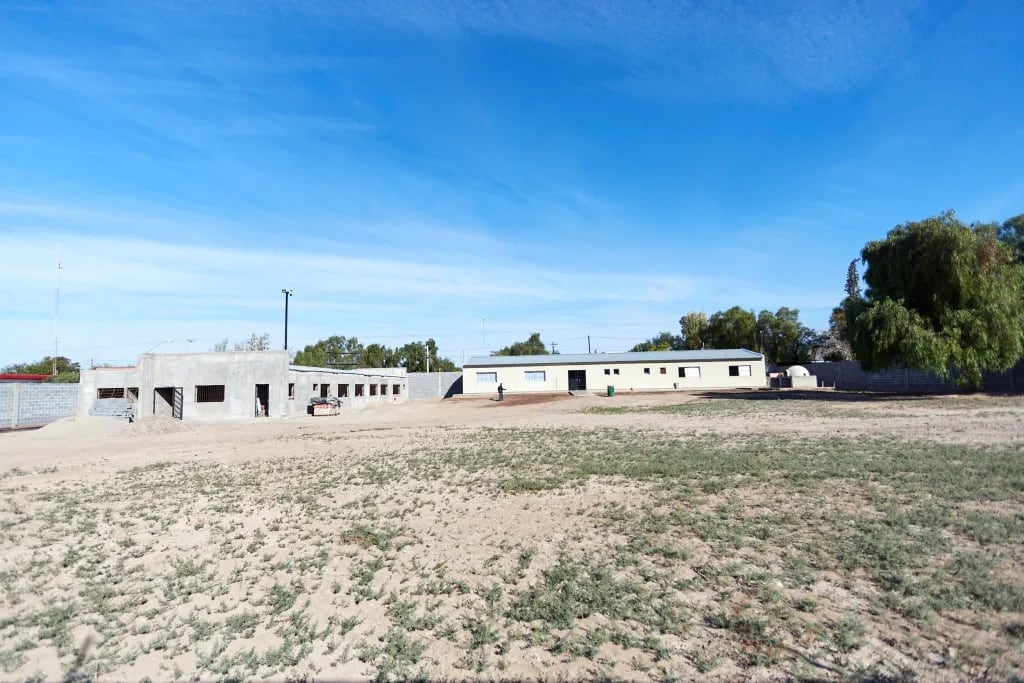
196,385,225,402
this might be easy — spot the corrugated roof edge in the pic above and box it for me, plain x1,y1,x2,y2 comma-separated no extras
464,349,764,367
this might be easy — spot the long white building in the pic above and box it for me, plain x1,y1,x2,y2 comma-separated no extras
462,349,766,395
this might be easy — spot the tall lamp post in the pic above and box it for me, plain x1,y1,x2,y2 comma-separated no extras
281,289,293,351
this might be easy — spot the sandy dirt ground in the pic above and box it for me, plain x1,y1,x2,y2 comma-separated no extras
1,389,1023,681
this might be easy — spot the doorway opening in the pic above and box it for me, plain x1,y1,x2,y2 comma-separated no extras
568,370,587,391
154,386,183,419
255,384,269,417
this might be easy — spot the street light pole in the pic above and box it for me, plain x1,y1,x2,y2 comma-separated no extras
281,289,293,351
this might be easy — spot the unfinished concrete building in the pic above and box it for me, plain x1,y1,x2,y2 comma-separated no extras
79,351,407,421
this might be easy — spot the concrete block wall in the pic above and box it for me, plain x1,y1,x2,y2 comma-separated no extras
0,383,79,428
89,397,131,418
775,361,1023,393
0,385,13,427
407,372,463,399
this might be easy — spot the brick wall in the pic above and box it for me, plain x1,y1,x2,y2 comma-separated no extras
0,383,79,428
407,372,463,400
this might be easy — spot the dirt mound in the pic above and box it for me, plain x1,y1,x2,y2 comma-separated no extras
33,415,125,439
123,415,196,436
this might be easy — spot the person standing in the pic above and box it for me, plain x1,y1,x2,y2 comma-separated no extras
497,383,504,401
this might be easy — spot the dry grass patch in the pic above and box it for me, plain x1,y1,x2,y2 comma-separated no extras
0,395,1022,680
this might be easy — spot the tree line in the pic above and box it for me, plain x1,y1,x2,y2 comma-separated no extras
291,335,458,372
0,356,80,383
630,307,828,365
628,210,1024,388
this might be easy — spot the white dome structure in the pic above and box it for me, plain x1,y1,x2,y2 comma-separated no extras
786,365,811,377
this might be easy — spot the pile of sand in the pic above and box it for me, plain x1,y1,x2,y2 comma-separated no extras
33,415,126,440
123,414,196,436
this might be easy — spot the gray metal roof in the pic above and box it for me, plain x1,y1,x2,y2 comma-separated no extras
464,349,764,368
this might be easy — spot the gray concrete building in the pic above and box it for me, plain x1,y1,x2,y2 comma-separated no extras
79,351,407,422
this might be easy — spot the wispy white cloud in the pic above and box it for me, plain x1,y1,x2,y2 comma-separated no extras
296,0,927,101
0,199,702,363
9,1,927,104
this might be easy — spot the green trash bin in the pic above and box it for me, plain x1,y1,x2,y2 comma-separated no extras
607,385,615,397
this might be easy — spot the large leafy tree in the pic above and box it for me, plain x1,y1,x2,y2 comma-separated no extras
755,307,813,363
705,306,757,350
494,333,548,356
678,311,708,350
393,339,459,372
292,335,363,367
631,332,683,352
361,343,396,368
847,210,1024,387
1,356,79,382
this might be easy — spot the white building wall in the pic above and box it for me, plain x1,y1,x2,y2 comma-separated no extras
463,358,766,395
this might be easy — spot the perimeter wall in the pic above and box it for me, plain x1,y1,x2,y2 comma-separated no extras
0,383,79,429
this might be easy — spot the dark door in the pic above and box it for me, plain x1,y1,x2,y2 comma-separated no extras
568,370,587,391
172,387,183,420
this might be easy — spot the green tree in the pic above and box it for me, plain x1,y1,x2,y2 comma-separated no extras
847,210,1024,388
1,356,80,382
630,332,683,352
292,335,363,367
755,307,813,363
394,339,459,372
360,343,396,368
678,311,709,350
494,333,548,356
998,213,1024,262
705,306,757,350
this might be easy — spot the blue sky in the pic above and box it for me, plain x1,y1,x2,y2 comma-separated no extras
2,0,1022,366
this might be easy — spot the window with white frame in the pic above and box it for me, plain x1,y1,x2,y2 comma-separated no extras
728,365,752,377
524,370,546,382
476,372,497,383
678,366,701,378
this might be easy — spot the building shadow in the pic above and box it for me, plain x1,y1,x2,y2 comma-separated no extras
690,389,950,404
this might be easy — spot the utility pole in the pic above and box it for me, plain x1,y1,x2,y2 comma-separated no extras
550,341,557,354
53,243,61,375
587,335,591,354
423,343,430,373
187,338,195,353
281,289,293,350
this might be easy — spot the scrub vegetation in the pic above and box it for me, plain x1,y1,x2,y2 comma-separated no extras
1,393,1022,680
